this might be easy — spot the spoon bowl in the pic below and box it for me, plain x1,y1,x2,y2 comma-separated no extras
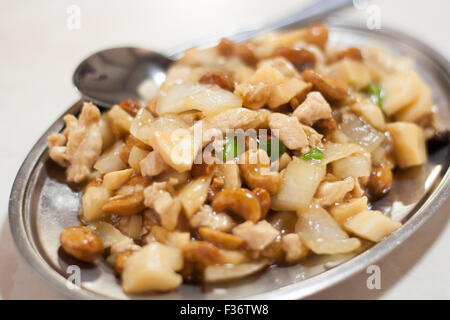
73,47,174,107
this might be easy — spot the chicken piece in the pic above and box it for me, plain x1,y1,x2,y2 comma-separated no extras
300,124,323,153
140,150,170,177
48,102,102,183
47,132,68,167
293,92,332,126
315,177,355,207
143,182,181,230
268,113,308,150
282,233,308,263
190,205,234,232
232,221,280,251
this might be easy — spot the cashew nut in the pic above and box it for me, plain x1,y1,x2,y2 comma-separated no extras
273,47,316,69
199,70,235,91
191,151,217,178
211,187,261,222
182,241,225,268
60,226,104,263
252,187,271,219
368,167,393,199
303,24,328,49
198,227,244,250
301,69,348,101
119,99,141,117
238,149,282,195
102,191,146,215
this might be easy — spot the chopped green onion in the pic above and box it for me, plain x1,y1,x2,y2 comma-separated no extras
301,148,323,160
366,83,384,109
222,137,244,161
259,138,286,161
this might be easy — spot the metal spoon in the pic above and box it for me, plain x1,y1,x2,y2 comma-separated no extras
73,0,353,107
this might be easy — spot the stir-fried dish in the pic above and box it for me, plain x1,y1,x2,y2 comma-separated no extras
48,24,444,294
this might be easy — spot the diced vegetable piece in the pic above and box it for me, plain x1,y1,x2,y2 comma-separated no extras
271,157,325,211
107,105,134,133
204,261,268,283
344,209,401,242
267,77,309,108
81,186,111,222
295,206,361,254
99,114,115,151
301,148,323,160
321,143,365,164
130,108,154,145
178,174,213,218
350,98,386,131
395,78,433,122
362,46,413,81
87,221,130,248
386,122,427,168
365,83,384,108
102,168,134,190
151,226,190,249
331,154,371,179
128,146,149,175
381,71,421,116
216,161,242,188
330,196,368,225
328,59,372,90
149,128,197,172
156,83,242,117
122,243,183,293
93,141,127,173
219,249,248,265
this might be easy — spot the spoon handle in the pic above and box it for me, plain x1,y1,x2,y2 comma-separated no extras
230,0,354,42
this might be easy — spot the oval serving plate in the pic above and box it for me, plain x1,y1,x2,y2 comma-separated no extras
9,21,450,300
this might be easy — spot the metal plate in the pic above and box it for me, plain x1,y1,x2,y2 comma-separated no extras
9,22,450,300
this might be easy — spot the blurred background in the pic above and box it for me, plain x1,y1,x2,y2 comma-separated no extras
0,0,449,299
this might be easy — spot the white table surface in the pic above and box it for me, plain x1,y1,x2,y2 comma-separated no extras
0,0,449,300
